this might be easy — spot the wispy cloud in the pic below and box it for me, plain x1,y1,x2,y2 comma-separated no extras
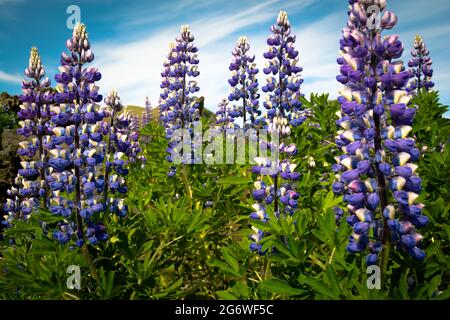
0,69,21,84
94,0,319,109
93,0,330,110
91,0,448,115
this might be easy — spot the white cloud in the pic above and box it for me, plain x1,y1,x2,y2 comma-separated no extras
94,3,338,111
94,0,286,109
0,69,21,84
94,0,449,115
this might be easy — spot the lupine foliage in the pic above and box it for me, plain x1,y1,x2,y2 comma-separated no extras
0,2,449,300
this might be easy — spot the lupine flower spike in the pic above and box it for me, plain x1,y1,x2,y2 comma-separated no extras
333,0,428,267
51,23,108,246
407,35,434,94
215,98,236,131
3,48,53,225
160,25,200,176
249,11,307,254
228,36,260,129
142,96,152,127
103,90,143,217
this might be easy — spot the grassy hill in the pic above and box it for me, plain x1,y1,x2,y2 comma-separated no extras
123,97,215,123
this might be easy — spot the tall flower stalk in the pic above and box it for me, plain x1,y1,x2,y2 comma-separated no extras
215,98,236,131
249,11,307,253
142,96,152,126
51,23,109,250
160,25,200,180
407,35,434,93
228,36,260,129
3,48,53,225
333,0,427,282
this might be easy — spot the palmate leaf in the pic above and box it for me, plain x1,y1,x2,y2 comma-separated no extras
259,279,306,297
208,259,242,277
216,290,238,300
217,175,253,185
297,274,339,299
221,247,240,273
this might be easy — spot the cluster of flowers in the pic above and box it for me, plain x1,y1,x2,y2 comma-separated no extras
332,0,427,265
3,23,142,247
249,11,308,254
407,35,434,93
142,96,152,127
154,3,431,265
215,98,236,131
159,25,201,177
3,47,52,225
227,36,261,129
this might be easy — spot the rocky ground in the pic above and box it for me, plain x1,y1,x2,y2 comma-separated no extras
0,129,20,232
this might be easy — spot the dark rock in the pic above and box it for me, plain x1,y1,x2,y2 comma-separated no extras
0,129,21,230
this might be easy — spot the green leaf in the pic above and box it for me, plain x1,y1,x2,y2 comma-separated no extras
298,274,338,299
433,288,450,300
216,291,238,300
325,265,342,295
426,275,442,298
230,282,251,298
398,271,409,299
259,279,306,297
217,176,252,184
222,247,239,273
208,259,241,277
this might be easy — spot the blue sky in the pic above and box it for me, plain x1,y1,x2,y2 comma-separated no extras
0,0,449,115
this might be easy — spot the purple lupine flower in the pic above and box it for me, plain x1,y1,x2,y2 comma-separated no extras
261,11,305,127
407,35,434,93
228,36,260,128
50,23,108,245
215,98,236,130
129,112,141,131
249,11,307,254
159,25,201,174
142,96,152,127
333,0,427,265
3,48,53,225
103,89,127,216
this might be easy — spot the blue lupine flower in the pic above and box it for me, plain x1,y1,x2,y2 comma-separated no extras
142,96,152,127
407,35,434,93
47,23,109,245
3,48,53,224
215,98,236,131
333,0,427,264
159,25,201,175
227,36,260,128
103,90,142,218
249,11,308,254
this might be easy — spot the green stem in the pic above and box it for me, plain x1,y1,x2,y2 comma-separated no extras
103,112,115,207
380,241,390,286
369,30,390,288
263,257,271,280
181,165,193,199
82,245,98,281
73,58,98,283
